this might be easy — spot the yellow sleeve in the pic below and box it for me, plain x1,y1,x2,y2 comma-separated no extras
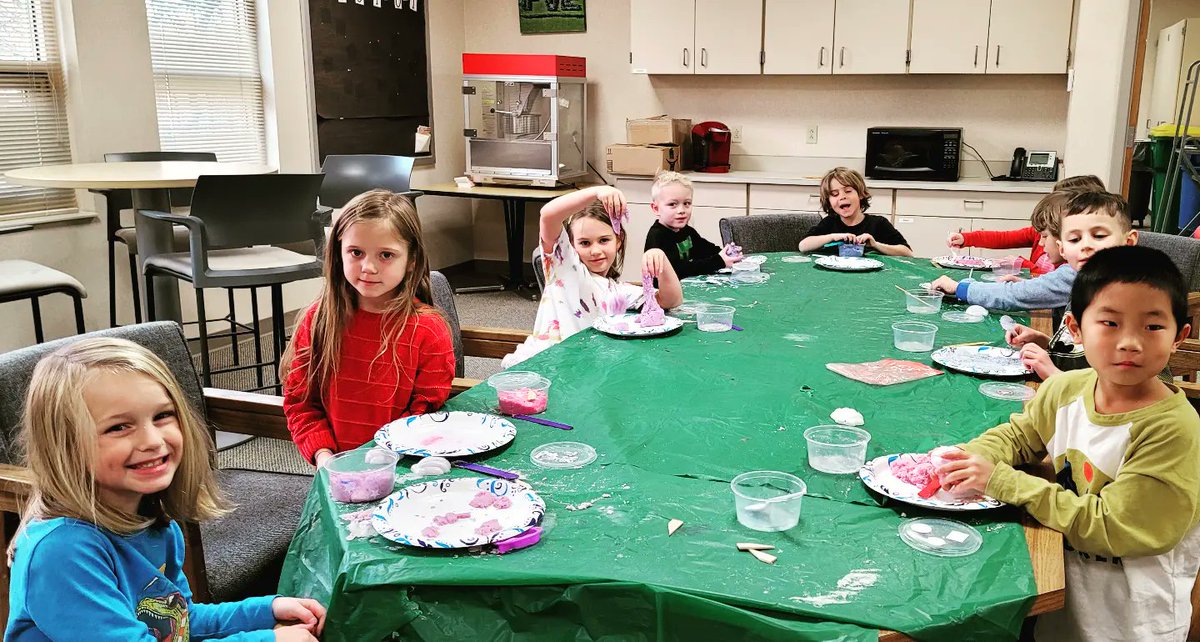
960,377,1061,467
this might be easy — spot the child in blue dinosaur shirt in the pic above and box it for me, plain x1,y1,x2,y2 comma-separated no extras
5,338,326,641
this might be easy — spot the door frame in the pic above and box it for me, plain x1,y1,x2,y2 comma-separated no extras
1120,0,1154,197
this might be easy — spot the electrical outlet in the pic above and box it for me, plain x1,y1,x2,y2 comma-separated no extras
806,125,818,145
730,125,743,144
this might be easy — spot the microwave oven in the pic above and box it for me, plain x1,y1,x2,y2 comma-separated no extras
865,127,961,182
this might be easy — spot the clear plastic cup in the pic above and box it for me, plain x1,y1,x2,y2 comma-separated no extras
487,370,551,415
696,304,736,332
804,425,871,474
326,448,398,503
730,471,806,532
892,321,938,352
904,290,944,314
992,257,1022,278
731,262,760,282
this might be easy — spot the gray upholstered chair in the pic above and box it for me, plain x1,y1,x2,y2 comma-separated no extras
1137,231,1200,290
719,212,824,253
0,260,86,343
429,270,530,390
142,174,326,393
0,321,311,617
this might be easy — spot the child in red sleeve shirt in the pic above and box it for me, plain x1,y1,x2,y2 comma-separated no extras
946,175,1105,277
282,190,455,467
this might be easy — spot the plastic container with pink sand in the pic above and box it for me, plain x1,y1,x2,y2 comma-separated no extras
488,370,551,415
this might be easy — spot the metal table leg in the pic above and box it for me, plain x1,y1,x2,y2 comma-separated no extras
132,188,183,323
501,198,538,300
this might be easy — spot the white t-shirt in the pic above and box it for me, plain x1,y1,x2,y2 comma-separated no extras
502,230,642,368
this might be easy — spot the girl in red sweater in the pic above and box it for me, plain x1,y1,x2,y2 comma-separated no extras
282,190,456,467
946,175,1105,277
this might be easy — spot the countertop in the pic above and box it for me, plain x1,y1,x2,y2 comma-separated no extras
615,170,1055,194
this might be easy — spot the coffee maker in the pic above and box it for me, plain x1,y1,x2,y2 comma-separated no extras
691,121,731,173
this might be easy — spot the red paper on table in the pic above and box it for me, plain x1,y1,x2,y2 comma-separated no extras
826,358,944,386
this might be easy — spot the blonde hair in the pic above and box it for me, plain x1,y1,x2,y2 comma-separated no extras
1030,191,1075,236
650,171,693,201
565,200,626,280
282,189,440,396
819,167,872,215
17,338,227,538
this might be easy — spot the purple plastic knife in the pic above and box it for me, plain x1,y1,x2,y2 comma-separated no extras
513,414,574,430
452,460,519,480
731,324,744,331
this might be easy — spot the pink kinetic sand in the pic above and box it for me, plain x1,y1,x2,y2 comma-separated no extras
493,496,512,509
421,527,440,538
475,519,503,537
889,453,935,487
636,273,665,327
469,491,497,509
497,387,548,415
328,467,395,503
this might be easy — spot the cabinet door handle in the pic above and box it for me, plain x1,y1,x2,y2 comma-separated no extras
701,47,707,67
963,199,985,210
995,45,1000,66
974,45,979,67
839,47,845,67
683,48,689,67
819,46,825,67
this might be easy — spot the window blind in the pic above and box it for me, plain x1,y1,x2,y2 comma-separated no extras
0,0,75,218
145,0,266,163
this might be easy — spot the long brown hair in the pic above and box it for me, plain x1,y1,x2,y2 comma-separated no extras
282,189,437,396
565,199,626,279
17,338,228,538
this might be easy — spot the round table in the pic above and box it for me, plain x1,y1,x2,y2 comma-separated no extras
4,161,275,322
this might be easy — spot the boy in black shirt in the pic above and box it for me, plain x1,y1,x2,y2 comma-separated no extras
643,171,741,279
798,167,913,256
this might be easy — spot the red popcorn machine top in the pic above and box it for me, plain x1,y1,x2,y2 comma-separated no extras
462,53,587,187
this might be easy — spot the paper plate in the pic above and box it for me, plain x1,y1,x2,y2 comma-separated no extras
859,455,1004,511
931,255,997,270
372,477,545,548
374,411,517,457
814,255,884,272
979,381,1036,401
931,345,1028,378
593,312,684,338
899,518,983,557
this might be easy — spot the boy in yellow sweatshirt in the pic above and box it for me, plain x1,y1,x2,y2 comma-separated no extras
938,245,1200,641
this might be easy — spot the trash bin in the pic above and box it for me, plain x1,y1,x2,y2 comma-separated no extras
1149,124,1200,233
1129,139,1153,227
1182,151,1200,234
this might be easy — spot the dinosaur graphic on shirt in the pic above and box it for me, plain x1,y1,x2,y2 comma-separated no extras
136,590,190,641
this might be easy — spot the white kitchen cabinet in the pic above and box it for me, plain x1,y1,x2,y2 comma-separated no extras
909,0,990,74
630,0,761,75
762,0,835,75
630,0,695,74
894,216,969,259
1148,19,1200,130
986,0,1072,74
695,0,764,75
833,0,910,75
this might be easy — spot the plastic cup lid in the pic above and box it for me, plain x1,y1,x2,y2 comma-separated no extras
979,381,1036,401
941,310,985,323
898,518,983,557
530,441,597,469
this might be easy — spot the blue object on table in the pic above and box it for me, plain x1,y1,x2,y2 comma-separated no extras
839,243,865,257
1180,152,1200,232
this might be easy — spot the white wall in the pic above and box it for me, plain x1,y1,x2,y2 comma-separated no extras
462,0,1071,261
1063,0,1142,186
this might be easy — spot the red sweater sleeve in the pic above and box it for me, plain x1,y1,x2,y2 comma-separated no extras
405,310,456,415
282,304,338,463
960,226,1039,250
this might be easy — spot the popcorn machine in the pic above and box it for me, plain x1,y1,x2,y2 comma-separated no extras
462,53,587,187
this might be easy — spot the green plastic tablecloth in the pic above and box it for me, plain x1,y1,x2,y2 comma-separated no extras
279,254,1040,641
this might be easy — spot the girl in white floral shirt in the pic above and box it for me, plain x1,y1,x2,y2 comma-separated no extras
503,185,682,368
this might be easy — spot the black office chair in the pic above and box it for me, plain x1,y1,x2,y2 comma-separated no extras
319,154,419,208
99,151,217,327
142,174,325,393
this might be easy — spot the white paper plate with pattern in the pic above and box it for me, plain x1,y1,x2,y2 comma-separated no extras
859,454,1004,511
593,312,684,338
372,477,545,548
813,255,885,272
931,255,998,270
931,345,1029,378
374,411,517,457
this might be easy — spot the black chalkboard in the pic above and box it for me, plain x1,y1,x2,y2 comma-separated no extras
308,0,431,158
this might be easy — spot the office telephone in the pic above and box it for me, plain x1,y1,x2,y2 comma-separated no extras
1005,147,1058,182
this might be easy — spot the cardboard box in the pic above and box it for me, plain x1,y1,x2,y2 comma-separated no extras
606,144,679,176
626,116,692,169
